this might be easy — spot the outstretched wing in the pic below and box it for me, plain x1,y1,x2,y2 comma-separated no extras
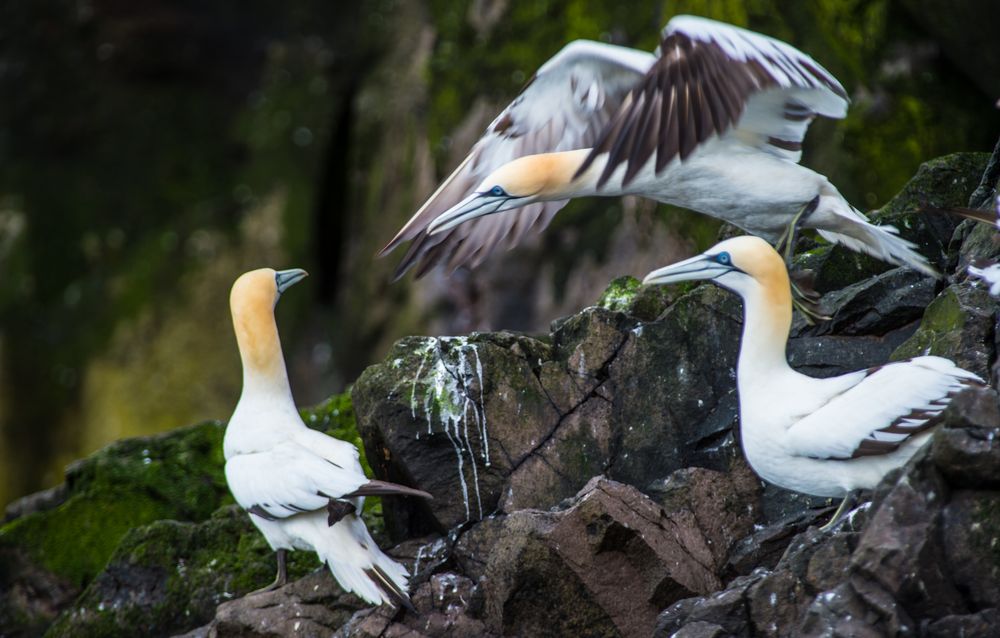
381,40,655,278
785,357,984,461
578,14,849,187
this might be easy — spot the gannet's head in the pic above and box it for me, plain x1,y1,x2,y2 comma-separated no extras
642,236,789,302
230,268,307,372
427,154,569,235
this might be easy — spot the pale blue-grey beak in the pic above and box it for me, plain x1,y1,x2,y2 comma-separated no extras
275,268,308,294
427,192,509,235
642,254,732,286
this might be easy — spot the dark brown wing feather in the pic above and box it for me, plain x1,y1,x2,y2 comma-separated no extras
848,370,986,459
579,31,775,189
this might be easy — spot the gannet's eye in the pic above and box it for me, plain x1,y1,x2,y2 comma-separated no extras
715,252,732,265
489,185,507,197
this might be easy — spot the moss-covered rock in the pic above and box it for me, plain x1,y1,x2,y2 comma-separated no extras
0,422,230,588
596,276,681,321
891,282,998,378
43,506,320,638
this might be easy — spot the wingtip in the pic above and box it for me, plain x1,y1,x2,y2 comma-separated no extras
364,565,418,615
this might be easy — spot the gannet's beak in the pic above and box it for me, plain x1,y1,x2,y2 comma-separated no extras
643,254,732,286
275,268,308,294
428,191,508,235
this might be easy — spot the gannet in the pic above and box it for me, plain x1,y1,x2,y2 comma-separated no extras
381,15,935,281
642,236,985,528
225,267,431,609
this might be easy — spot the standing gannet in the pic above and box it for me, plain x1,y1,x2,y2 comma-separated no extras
642,237,985,529
225,268,431,609
381,15,935,280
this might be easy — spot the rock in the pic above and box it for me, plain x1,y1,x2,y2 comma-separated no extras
3,485,68,523
891,281,998,378
45,506,322,637
0,421,231,634
932,386,1000,487
484,477,735,637
209,570,365,638
924,608,1000,638
654,572,764,638
353,294,752,537
803,267,934,337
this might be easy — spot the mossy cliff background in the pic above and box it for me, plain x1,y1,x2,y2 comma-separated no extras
1,0,998,511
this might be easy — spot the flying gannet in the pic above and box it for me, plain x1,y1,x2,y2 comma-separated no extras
225,267,431,609
381,15,935,281
642,236,985,529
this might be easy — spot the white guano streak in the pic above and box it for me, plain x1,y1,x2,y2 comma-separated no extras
409,337,490,521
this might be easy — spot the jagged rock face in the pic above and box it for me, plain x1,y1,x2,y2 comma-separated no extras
655,387,1000,637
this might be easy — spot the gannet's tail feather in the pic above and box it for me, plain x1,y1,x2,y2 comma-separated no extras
816,199,939,278
289,512,413,609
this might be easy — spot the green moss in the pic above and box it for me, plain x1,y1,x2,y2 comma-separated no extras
0,421,230,587
595,275,685,322
44,506,321,637
597,276,642,312
891,286,965,361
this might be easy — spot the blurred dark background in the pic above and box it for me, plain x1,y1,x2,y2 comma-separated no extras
1,0,998,507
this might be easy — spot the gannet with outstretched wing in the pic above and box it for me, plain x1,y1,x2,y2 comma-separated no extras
643,236,984,528
382,15,936,280
225,267,431,608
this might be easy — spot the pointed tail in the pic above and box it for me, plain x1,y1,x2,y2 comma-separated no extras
292,512,414,610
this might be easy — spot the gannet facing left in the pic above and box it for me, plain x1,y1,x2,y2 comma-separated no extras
643,237,985,528
381,15,935,281
225,268,431,609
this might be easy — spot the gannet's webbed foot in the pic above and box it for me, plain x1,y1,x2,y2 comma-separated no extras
818,490,860,533
249,548,289,595
789,270,829,325
776,195,821,263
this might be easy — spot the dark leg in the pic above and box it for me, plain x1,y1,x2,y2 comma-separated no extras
779,196,828,324
818,490,859,533
776,196,821,263
249,548,289,595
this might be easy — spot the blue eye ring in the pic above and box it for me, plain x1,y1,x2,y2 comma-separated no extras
489,185,506,197
715,251,732,265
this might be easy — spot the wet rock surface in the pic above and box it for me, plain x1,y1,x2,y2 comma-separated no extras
2,150,999,637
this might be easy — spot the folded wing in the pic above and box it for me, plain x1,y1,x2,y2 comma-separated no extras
785,356,984,461
225,435,369,520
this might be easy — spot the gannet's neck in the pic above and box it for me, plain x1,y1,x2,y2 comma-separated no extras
232,300,294,401
735,276,794,380
515,149,611,200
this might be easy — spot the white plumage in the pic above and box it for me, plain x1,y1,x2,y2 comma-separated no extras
643,237,985,512
382,15,935,282
225,267,428,608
